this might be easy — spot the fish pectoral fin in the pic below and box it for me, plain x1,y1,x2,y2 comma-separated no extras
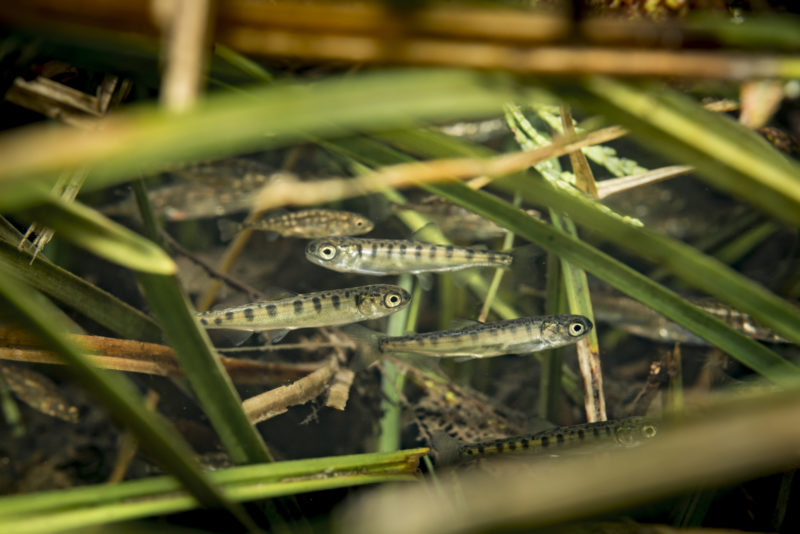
415,272,434,291
448,318,483,329
338,324,384,369
259,287,298,300
259,329,291,344
206,328,254,347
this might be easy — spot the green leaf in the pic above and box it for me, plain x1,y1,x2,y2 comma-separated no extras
0,448,427,534
0,69,529,211
0,238,161,342
557,77,800,226
16,197,175,275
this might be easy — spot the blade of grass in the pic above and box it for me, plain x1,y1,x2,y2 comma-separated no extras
378,275,417,453
15,197,175,274
0,448,427,534
0,238,161,342
0,262,254,527
558,77,800,226
539,253,564,422
0,69,528,211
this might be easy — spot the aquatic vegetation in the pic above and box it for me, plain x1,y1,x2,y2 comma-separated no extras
0,3,799,534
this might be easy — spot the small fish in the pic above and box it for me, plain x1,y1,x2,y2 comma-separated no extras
441,417,658,464
196,284,411,335
218,209,374,241
102,159,278,221
592,294,790,345
344,315,591,360
305,237,517,275
0,362,79,423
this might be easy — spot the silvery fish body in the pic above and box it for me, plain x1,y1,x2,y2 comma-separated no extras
102,159,277,221
219,209,374,241
592,294,790,345
305,237,513,275
449,417,657,463
197,284,410,332
378,315,592,358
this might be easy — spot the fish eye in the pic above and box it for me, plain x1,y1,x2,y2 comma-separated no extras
355,220,364,226
317,244,337,260
642,424,657,438
384,292,404,308
568,321,585,336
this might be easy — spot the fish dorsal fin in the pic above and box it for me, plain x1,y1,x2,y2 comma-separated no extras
261,288,298,300
448,318,483,329
415,272,434,291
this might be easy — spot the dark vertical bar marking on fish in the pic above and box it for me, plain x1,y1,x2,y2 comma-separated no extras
293,300,304,314
266,305,277,317
356,243,363,257
312,297,322,313
244,308,255,321
372,243,378,258
445,245,454,258
415,245,423,258
331,294,341,309
225,311,234,320
465,248,475,260
399,244,407,256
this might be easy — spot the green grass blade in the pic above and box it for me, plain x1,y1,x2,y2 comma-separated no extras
0,239,161,342
136,273,273,464
0,263,249,522
16,197,175,275
559,77,800,226
378,275,415,453
0,448,427,534
0,69,525,211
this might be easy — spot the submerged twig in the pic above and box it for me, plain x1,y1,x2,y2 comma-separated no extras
242,355,340,424
0,328,318,385
596,165,694,199
250,126,624,214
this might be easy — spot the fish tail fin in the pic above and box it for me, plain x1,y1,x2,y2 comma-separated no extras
338,324,384,369
217,219,242,242
510,243,544,278
429,431,462,466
